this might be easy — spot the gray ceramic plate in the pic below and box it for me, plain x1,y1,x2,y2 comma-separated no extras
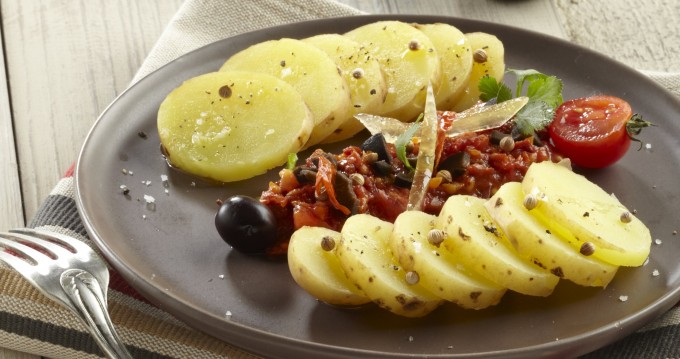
76,15,680,358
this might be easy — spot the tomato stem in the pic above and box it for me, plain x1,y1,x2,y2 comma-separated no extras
626,113,654,150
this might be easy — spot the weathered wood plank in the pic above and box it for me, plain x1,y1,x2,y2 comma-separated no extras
0,15,23,230
1,0,183,222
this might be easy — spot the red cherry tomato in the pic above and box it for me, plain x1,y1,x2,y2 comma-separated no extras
549,95,643,168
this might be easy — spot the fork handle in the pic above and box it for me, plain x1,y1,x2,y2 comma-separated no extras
60,269,134,359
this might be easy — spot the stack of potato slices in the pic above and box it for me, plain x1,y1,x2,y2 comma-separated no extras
157,20,504,183
287,161,651,317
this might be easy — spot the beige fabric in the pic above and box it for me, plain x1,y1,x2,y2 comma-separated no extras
644,70,680,97
132,0,363,82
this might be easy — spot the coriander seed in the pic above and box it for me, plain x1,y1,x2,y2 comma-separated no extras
321,236,336,251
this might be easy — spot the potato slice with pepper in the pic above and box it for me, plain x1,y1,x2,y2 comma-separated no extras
288,226,370,306
486,181,618,287
452,32,505,111
521,161,652,266
303,34,388,143
345,20,441,121
336,214,444,317
157,71,313,182
220,38,352,147
413,23,473,111
391,211,506,309
437,195,559,296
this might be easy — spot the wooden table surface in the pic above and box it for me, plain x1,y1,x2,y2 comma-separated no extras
1,0,678,358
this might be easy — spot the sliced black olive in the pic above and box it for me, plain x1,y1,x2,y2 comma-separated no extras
438,151,470,177
310,152,338,168
533,135,545,146
510,126,525,141
406,154,418,168
293,166,317,184
372,160,394,176
490,130,506,145
394,171,414,188
361,133,392,164
333,172,360,214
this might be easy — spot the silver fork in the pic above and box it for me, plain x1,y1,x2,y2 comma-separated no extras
0,228,133,359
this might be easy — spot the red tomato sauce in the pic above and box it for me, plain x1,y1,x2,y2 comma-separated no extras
260,126,562,256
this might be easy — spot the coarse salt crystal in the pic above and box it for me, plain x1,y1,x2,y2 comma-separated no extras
653,269,660,276
655,238,662,245
144,195,156,211
619,295,628,302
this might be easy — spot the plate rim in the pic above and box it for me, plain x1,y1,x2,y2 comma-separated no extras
75,14,680,359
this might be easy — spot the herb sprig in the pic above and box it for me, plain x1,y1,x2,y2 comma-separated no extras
395,114,423,171
479,69,563,136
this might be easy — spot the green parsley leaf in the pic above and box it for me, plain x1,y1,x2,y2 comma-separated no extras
477,69,564,136
513,100,552,136
526,76,563,109
507,68,564,134
478,76,513,103
395,115,423,171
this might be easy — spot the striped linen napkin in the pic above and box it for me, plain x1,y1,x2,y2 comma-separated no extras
1,0,679,358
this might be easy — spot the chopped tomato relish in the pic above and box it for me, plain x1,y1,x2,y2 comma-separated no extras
260,120,563,256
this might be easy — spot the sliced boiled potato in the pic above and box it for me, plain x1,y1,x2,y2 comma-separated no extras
486,182,618,287
437,195,559,296
303,34,387,143
288,226,370,306
336,214,443,317
219,38,351,147
157,71,313,182
391,211,506,309
413,23,473,111
521,162,652,267
452,32,505,112
345,20,441,121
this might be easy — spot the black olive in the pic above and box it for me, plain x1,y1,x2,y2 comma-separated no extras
293,166,317,184
333,172,359,214
406,154,418,168
215,195,277,255
532,135,544,146
510,126,525,141
394,171,414,188
438,151,470,177
310,152,338,168
490,130,506,145
361,133,392,164
372,160,394,176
